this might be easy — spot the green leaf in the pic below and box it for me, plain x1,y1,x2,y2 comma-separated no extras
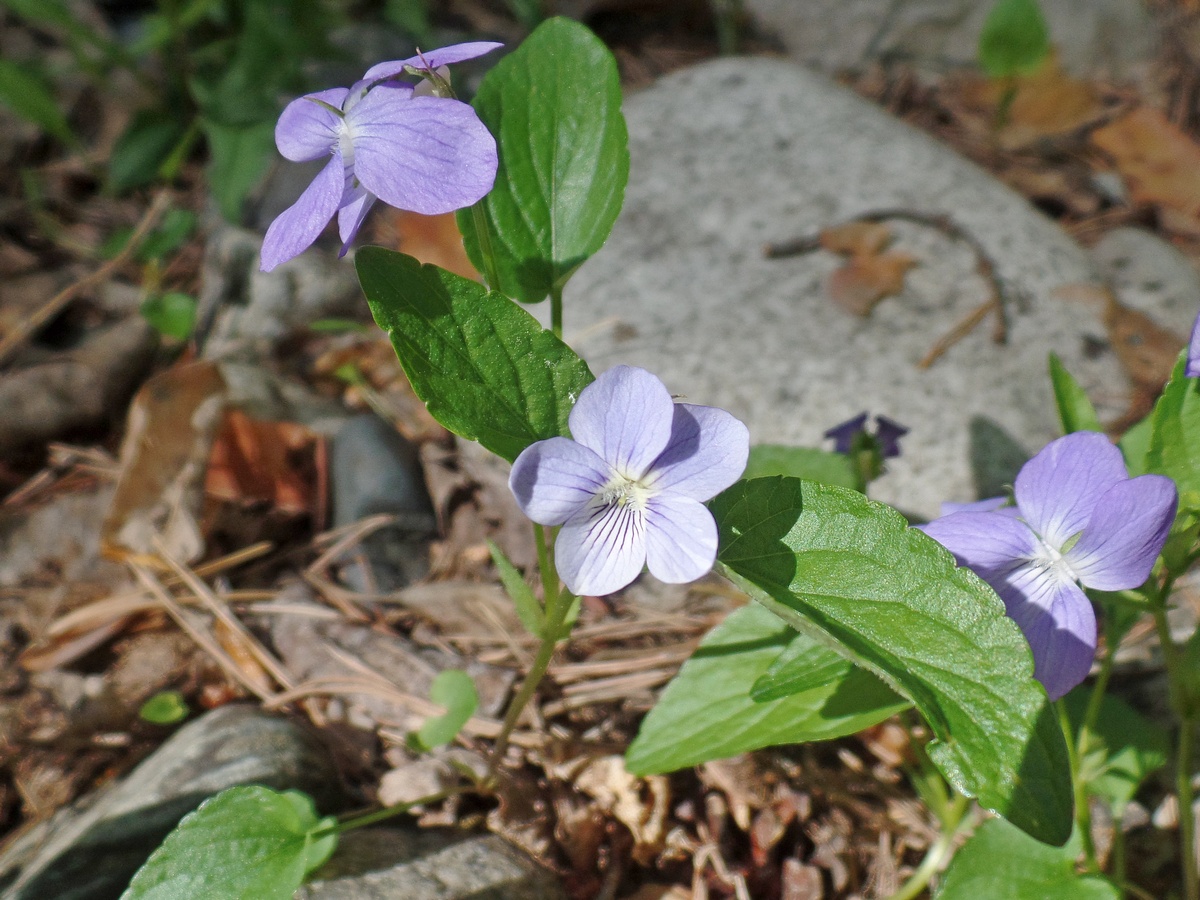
307,318,372,334
121,786,337,900
0,60,77,147
1119,412,1153,477
1048,353,1101,435
711,477,1074,845
203,119,276,223
978,0,1050,78
750,630,866,702
626,604,909,774
489,540,545,637
357,248,595,462
109,110,188,194
103,208,199,262
745,444,860,491
458,17,629,303
936,819,1119,899
141,292,199,341
1147,354,1200,510
138,690,189,724
1065,692,1168,813
413,670,478,751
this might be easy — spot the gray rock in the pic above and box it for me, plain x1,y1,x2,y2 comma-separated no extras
1089,227,1200,338
550,58,1140,518
0,704,341,900
331,414,438,592
297,828,565,900
197,222,363,359
747,0,1157,78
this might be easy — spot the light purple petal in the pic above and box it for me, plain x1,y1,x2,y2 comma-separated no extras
348,92,497,215
260,153,345,272
362,42,503,82
509,437,612,526
569,366,674,478
337,186,377,256
1014,432,1129,548
643,494,718,584
275,88,348,162
918,511,1038,580
556,497,646,596
1188,311,1200,379
994,563,1096,700
1066,474,1178,590
939,496,1012,516
644,404,749,500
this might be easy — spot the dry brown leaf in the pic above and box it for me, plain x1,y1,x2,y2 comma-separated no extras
101,361,227,564
572,755,670,865
818,221,892,256
376,210,480,281
826,251,917,316
204,410,319,515
1092,106,1200,229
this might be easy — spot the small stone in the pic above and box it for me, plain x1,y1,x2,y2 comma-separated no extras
331,414,438,593
296,828,566,900
0,704,341,899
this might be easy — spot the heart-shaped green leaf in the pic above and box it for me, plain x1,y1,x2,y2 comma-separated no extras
458,17,629,302
358,248,595,462
712,477,1073,845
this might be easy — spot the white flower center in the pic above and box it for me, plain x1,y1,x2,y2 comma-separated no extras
598,475,651,511
1029,533,1078,584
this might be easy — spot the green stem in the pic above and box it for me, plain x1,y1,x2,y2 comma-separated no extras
469,202,502,291
321,785,470,835
888,792,969,900
486,524,573,780
549,284,563,339
1058,698,1099,871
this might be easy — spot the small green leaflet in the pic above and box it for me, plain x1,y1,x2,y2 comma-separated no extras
745,444,861,492
141,292,199,341
625,604,908,774
712,477,1073,845
1119,412,1153,477
457,17,629,302
121,786,337,900
358,249,595,462
1064,691,1168,814
0,59,78,147
489,540,545,637
1047,353,1101,435
138,690,189,724
412,669,478,751
936,819,1119,899
978,0,1050,78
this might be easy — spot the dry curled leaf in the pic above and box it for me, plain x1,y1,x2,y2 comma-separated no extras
819,221,891,256
826,251,917,316
1092,106,1200,231
572,755,670,865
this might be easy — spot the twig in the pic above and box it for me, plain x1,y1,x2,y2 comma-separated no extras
764,208,1010,368
0,190,172,367
131,562,274,702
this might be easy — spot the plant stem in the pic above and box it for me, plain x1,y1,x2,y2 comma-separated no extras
1058,698,1099,871
322,785,471,835
549,284,564,339
469,202,502,290
486,524,572,780
888,792,969,900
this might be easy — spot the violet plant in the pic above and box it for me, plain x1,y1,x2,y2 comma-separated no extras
122,19,1200,900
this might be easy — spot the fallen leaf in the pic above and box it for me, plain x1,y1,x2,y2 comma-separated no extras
571,755,671,865
101,360,227,564
826,251,917,316
204,410,319,516
375,210,480,281
1092,106,1200,230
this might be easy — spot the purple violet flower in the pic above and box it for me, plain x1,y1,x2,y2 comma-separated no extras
824,412,909,458
260,42,501,273
920,431,1177,700
509,366,750,597
1188,310,1200,379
